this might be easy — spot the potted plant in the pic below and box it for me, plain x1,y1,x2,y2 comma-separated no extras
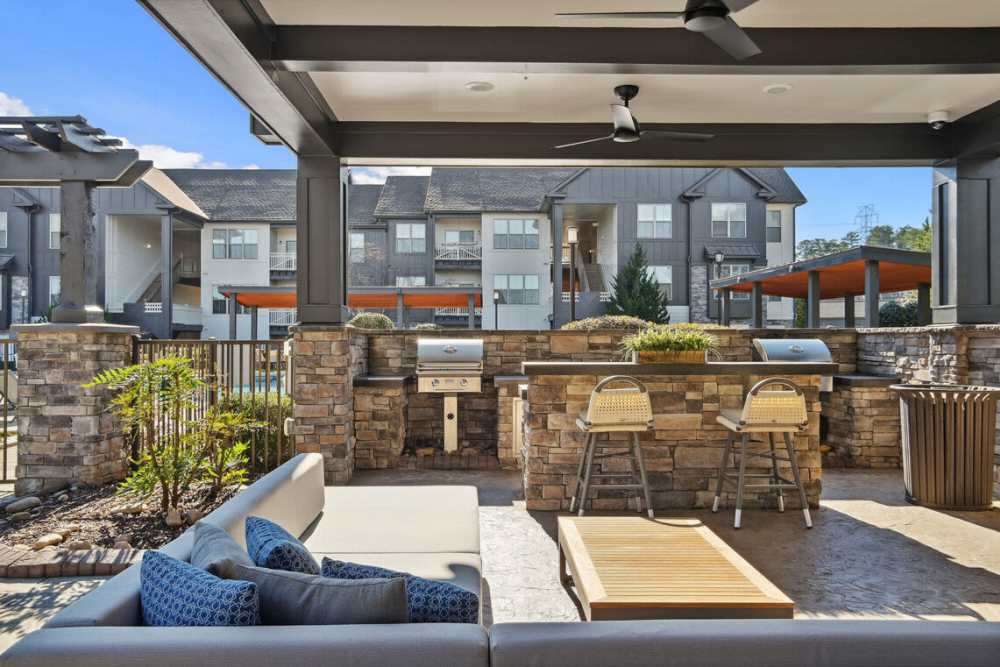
622,324,718,364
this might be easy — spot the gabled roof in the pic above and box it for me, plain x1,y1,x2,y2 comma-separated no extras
426,167,578,212
140,168,207,220
348,184,383,226
163,169,295,221
745,168,807,205
374,175,429,217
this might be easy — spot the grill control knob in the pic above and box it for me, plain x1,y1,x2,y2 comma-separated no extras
460,378,468,386
431,379,439,386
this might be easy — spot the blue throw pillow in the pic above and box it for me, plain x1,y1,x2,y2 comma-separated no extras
140,550,259,627
245,516,319,575
322,558,478,624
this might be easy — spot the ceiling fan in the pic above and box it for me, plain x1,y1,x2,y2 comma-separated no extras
557,0,762,61
555,85,715,150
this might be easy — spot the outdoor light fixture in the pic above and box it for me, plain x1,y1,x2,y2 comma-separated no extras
493,290,501,330
567,226,578,244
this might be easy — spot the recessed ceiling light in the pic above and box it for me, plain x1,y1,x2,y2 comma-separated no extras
465,81,495,93
763,83,792,95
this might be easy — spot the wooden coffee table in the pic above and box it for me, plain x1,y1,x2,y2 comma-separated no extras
558,516,794,620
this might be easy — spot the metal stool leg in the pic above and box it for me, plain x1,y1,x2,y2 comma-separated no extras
632,432,654,519
712,433,735,513
733,433,750,529
783,432,813,529
568,432,591,514
577,432,598,516
768,432,785,513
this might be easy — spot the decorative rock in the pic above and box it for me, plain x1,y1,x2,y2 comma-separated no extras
164,507,183,527
9,512,30,523
55,494,69,503
0,496,21,511
64,540,92,551
120,502,144,515
113,540,132,550
112,533,130,545
183,509,205,524
32,533,64,550
415,447,436,457
5,497,41,514
54,526,79,538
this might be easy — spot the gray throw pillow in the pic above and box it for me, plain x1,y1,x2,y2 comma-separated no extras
230,563,409,625
190,521,254,579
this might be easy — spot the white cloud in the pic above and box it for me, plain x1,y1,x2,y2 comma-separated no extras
0,92,33,116
350,166,431,185
116,138,259,170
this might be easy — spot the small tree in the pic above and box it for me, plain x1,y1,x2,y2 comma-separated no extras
199,406,262,496
606,244,671,324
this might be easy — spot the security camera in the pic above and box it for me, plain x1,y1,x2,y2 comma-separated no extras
928,110,950,130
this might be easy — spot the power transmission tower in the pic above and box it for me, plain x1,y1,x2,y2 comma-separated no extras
854,204,879,242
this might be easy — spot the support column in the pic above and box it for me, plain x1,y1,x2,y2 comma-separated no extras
467,293,475,329
843,295,856,328
229,293,237,340
864,259,880,327
720,289,731,326
806,270,821,328
250,306,259,340
297,156,344,325
551,204,564,329
160,211,173,340
51,180,103,323
396,291,405,329
917,282,932,325
750,282,764,328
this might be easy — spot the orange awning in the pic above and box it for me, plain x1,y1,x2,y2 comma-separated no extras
348,290,483,309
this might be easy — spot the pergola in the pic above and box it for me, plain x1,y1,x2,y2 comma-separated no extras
139,1,1000,328
0,116,151,323
709,246,932,328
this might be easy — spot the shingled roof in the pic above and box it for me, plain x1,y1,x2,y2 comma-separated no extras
347,184,383,226
373,176,429,217
163,169,296,221
425,168,579,212
744,168,807,205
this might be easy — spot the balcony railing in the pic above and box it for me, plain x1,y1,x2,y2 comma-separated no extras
270,252,297,271
434,307,483,317
562,291,611,303
143,302,202,325
269,308,297,326
435,244,482,261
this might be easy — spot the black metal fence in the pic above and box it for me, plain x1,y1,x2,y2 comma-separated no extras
0,340,16,482
133,339,294,478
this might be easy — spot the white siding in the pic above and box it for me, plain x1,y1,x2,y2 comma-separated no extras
200,222,272,339
480,212,552,330
104,215,162,312
764,204,795,324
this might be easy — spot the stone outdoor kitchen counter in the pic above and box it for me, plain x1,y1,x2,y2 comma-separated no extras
518,360,836,512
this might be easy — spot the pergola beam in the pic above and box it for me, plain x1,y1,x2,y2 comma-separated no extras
0,150,149,186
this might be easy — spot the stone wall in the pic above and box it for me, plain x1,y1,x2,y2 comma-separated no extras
353,381,407,470
496,381,523,470
14,324,137,495
823,376,901,468
689,264,709,323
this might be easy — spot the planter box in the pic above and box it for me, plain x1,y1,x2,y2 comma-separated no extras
634,350,707,364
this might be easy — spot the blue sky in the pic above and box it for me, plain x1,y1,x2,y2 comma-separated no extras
1,1,932,242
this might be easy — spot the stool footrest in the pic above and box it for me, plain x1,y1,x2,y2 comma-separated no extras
589,483,644,490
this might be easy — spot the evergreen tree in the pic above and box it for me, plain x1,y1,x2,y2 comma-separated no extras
606,244,671,324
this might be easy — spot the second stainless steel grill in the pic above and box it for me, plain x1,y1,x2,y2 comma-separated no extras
753,338,834,392
415,338,485,452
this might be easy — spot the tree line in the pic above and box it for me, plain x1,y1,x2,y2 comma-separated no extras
796,217,931,260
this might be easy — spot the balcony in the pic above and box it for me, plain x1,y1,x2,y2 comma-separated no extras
269,308,297,327
270,252,297,275
435,243,482,269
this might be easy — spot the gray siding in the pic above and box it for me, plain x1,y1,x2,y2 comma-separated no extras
385,217,435,287
347,227,389,286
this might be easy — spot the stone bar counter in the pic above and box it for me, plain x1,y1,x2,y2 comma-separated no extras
520,361,837,512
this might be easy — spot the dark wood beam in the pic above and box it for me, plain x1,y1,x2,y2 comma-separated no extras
333,121,950,165
952,102,1000,158
271,26,1000,76
0,150,150,186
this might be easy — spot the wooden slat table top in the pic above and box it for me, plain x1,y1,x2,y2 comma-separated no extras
558,516,793,619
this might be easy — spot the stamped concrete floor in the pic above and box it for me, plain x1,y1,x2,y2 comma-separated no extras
354,468,1000,625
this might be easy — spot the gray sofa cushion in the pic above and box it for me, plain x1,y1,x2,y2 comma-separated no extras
190,522,254,579
489,620,1000,667
230,563,408,626
311,552,482,597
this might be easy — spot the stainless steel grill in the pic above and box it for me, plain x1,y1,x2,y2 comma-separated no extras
753,338,834,392
415,338,485,452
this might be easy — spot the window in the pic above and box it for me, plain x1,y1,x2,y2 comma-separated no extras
212,228,258,259
395,223,426,254
494,219,538,250
715,263,751,300
646,265,673,301
212,286,249,314
212,229,227,259
0,212,7,248
49,276,60,307
395,276,426,287
242,230,258,259
444,230,476,245
494,274,539,305
349,233,365,263
49,214,61,249
768,294,783,303
637,204,672,239
285,240,296,254
711,203,747,238
766,210,782,243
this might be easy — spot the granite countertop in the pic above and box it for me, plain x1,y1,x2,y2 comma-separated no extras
520,361,838,376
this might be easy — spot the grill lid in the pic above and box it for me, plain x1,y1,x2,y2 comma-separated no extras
753,338,832,363
416,338,484,370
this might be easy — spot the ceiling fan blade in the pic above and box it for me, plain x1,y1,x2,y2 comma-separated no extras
642,130,716,142
555,134,616,149
721,0,761,13
611,104,637,133
556,11,684,19
701,15,761,60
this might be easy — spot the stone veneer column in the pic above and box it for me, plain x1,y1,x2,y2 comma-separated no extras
290,325,364,484
13,323,138,496
689,264,710,323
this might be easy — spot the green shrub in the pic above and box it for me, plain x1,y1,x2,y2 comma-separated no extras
218,392,294,473
878,300,919,327
347,312,395,330
413,322,442,331
622,324,718,353
561,315,653,332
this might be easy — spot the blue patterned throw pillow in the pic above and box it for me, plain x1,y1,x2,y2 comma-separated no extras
322,558,478,624
245,516,320,575
140,550,259,627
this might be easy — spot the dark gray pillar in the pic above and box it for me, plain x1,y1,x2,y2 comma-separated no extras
51,180,103,323
864,259,880,327
917,282,932,325
160,211,173,340
229,293,237,340
396,291,405,328
750,282,764,328
720,289,731,326
551,204,564,329
467,293,475,329
250,306,259,340
806,270,821,328
297,156,344,324
843,295,856,328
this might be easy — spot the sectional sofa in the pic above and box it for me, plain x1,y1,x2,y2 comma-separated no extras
3,453,997,667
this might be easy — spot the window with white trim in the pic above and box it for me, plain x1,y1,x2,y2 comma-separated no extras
49,214,61,249
49,275,60,307
494,274,539,305
349,233,365,263
443,230,476,245
395,223,426,254
715,263,751,300
711,203,747,238
395,276,426,287
766,210,782,243
637,204,672,239
494,219,539,250
646,265,673,301
212,228,258,259
0,212,7,248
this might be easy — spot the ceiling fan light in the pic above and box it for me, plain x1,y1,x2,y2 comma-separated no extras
685,14,724,32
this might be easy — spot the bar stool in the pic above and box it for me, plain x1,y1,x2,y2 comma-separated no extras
569,375,655,518
712,378,813,529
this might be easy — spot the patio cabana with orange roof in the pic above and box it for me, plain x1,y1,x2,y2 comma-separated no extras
709,246,932,328
220,285,483,338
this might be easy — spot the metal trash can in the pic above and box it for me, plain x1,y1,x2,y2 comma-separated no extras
891,383,1000,510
